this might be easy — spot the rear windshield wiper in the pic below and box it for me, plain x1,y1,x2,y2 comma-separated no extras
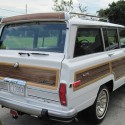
18,52,49,56
30,53,49,56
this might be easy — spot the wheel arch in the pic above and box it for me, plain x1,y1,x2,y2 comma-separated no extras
101,80,114,93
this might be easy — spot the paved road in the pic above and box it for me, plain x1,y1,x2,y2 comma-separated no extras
1,85,125,125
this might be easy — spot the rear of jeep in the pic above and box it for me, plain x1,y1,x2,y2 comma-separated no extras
0,12,76,122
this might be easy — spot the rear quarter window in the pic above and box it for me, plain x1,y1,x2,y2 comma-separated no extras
103,28,119,50
119,29,125,48
74,28,104,57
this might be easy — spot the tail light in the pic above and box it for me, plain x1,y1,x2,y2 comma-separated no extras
73,80,81,88
59,83,67,106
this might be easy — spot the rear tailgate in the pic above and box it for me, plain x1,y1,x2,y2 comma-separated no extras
0,50,64,104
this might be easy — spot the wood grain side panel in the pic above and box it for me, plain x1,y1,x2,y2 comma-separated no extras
111,58,125,80
74,63,110,91
0,63,59,90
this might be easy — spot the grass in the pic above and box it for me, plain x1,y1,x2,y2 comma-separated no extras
78,37,95,43
3,35,123,49
3,36,58,49
78,36,120,45
38,37,57,47
3,36,96,49
120,37,125,45
4,37,33,48
0,120,2,125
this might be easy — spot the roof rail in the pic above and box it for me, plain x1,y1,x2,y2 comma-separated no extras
69,12,109,22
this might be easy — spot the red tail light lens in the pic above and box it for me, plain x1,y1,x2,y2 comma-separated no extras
73,80,81,88
59,83,67,106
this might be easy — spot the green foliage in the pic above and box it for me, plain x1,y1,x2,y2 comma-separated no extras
52,0,86,13
97,0,125,25
52,0,73,12
0,120,2,125
3,36,57,49
97,9,108,18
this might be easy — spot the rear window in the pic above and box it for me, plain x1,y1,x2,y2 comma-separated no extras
0,22,66,53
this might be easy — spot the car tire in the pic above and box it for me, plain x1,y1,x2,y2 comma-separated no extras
88,86,110,124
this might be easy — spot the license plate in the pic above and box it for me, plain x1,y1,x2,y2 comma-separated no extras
4,78,26,96
10,83,25,96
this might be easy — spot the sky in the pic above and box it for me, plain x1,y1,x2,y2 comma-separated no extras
0,0,119,17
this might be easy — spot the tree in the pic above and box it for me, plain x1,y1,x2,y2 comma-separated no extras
52,0,86,13
78,3,87,13
52,0,73,12
97,9,108,18
97,0,125,25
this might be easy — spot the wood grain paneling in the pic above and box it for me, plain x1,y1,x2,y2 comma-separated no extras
2,12,65,23
74,63,110,91
0,63,59,90
111,58,125,80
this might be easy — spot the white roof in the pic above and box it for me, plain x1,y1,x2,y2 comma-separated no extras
1,12,125,28
68,17,125,28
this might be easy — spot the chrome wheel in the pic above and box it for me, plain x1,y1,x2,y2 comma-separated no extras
96,88,109,119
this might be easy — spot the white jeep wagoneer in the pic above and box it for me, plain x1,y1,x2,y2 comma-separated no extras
0,12,125,124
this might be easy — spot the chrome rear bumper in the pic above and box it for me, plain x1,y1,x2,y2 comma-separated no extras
0,92,77,122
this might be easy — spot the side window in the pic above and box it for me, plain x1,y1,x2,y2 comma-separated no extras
103,28,119,50
103,28,109,50
107,29,118,49
119,29,125,48
74,28,104,57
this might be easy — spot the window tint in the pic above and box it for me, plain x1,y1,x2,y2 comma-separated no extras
0,22,66,53
103,28,119,50
74,28,103,57
119,29,125,48
107,29,118,49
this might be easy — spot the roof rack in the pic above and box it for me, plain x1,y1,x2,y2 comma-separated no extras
69,12,109,22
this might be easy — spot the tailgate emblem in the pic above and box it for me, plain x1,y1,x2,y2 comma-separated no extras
14,62,19,68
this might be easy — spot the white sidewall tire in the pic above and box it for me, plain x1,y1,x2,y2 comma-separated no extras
96,87,109,120
88,86,110,124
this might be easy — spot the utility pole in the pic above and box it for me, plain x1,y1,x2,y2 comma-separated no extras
26,4,27,14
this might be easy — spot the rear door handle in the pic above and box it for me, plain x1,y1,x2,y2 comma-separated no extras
108,53,114,57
